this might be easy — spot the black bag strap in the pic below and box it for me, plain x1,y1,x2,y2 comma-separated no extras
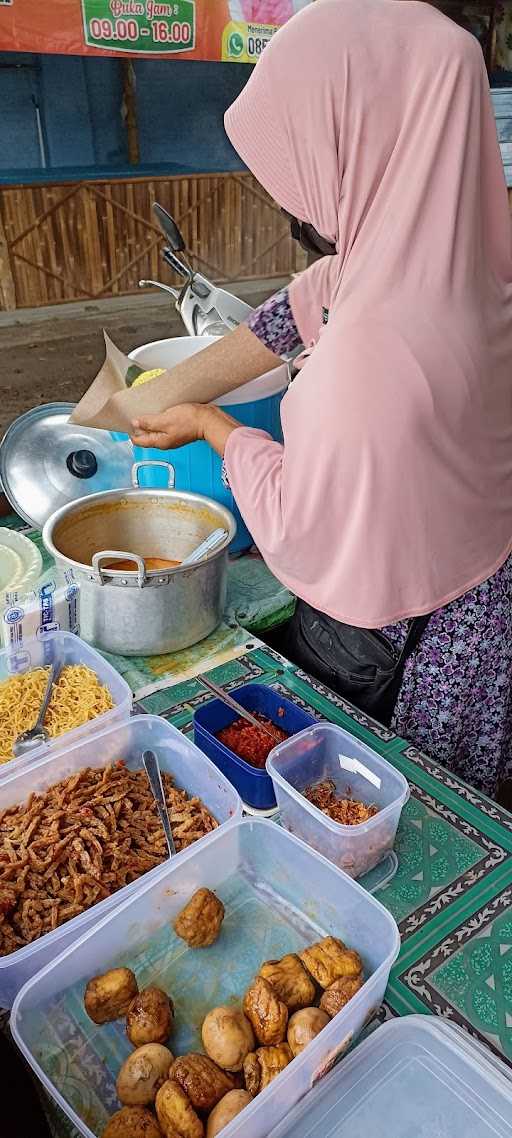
398,612,433,667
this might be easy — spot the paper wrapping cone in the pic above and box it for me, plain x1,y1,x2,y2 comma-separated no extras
70,332,218,434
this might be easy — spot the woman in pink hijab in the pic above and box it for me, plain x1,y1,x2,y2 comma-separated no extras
133,0,512,799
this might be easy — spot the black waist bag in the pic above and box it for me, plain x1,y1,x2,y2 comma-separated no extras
282,600,432,727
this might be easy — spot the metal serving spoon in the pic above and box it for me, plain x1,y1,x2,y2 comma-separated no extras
181,529,227,567
199,675,281,744
13,662,61,757
143,749,176,857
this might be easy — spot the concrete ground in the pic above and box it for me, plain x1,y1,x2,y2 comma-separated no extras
0,278,281,438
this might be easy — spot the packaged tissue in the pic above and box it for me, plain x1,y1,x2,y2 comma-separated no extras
1,568,79,650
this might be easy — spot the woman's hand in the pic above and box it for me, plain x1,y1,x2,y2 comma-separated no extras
131,404,206,450
131,404,240,457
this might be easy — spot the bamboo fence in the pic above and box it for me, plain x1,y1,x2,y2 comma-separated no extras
1,172,510,312
0,172,307,311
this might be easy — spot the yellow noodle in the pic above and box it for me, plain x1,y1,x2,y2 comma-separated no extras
0,665,113,763
131,367,165,388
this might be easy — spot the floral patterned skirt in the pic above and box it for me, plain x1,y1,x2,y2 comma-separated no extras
382,552,512,799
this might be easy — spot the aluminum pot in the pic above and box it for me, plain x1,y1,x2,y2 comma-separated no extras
42,483,236,656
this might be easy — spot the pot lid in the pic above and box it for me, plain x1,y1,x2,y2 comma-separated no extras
0,403,134,529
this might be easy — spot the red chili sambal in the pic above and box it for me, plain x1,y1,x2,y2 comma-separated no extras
216,714,288,768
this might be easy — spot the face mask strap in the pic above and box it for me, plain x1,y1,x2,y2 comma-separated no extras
282,210,336,257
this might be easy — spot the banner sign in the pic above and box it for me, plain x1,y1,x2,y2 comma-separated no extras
82,1,196,55
0,0,311,59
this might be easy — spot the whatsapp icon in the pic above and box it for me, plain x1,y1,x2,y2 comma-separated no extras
228,31,244,57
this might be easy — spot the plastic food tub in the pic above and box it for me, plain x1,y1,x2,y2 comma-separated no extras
268,1015,512,1137
194,682,317,809
11,818,400,1138
0,629,131,780
118,337,288,554
0,714,241,1008
267,723,409,879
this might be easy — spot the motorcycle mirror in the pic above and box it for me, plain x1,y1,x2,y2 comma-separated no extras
153,203,186,253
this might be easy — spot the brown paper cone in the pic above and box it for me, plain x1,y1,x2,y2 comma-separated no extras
70,331,224,435
70,326,282,435
69,332,139,433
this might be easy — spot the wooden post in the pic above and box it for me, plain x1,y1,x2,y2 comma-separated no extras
0,209,16,311
486,1,497,76
121,61,140,166
434,2,497,76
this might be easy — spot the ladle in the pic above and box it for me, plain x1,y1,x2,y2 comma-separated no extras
181,528,228,566
13,662,61,757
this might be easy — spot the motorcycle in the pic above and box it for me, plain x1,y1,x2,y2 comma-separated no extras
139,203,254,338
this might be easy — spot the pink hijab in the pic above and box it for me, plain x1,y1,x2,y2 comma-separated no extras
224,0,512,627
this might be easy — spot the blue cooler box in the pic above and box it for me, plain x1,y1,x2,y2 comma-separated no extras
122,337,289,554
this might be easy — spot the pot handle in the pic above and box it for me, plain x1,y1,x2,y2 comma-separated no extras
92,550,147,588
131,460,175,489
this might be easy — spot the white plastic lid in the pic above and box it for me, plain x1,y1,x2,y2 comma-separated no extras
269,1016,512,1137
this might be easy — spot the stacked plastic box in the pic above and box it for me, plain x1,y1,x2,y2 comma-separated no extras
267,722,409,878
0,630,131,779
11,818,400,1138
268,1015,512,1137
0,631,242,1007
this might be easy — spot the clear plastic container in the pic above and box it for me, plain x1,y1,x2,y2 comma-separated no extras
268,1015,512,1137
0,714,242,1008
267,722,409,878
0,629,132,779
11,819,400,1138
